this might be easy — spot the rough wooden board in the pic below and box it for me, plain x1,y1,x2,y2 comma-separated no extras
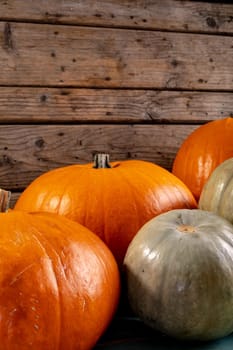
0,124,198,190
7,191,19,209
0,87,232,123
0,22,233,89
0,0,233,34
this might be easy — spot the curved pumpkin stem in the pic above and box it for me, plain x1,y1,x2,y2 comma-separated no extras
93,153,112,169
0,189,11,212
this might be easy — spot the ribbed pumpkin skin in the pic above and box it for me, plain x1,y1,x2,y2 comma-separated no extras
124,209,233,341
0,211,120,350
15,159,197,265
172,117,233,200
199,158,233,224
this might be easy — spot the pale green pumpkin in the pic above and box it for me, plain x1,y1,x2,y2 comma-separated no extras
123,209,233,341
199,158,233,224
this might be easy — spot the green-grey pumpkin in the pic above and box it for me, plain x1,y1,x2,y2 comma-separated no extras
123,209,233,341
199,158,233,224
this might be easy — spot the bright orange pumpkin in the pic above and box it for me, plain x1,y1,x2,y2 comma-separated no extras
172,117,233,200
15,154,197,265
0,190,120,350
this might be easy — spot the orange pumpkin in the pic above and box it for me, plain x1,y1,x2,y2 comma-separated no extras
0,190,120,350
172,117,233,200
15,154,197,265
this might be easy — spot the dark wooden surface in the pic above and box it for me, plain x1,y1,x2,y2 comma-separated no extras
0,88,232,123
0,0,232,208
0,124,198,190
0,22,233,89
1,0,233,34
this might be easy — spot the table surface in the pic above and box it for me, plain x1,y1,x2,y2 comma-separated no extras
95,316,233,350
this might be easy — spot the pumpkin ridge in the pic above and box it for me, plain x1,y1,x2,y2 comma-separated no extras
71,167,92,225
95,166,108,244
140,232,182,333
0,211,62,348
82,169,91,230
28,213,119,350
56,176,74,216
99,165,136,262
172,182,195,209
130,165,163,212
116,165,142,227
82,168,106,242
218,175,233,214
134,164,194,211
29,223,63,349
56,167,90,224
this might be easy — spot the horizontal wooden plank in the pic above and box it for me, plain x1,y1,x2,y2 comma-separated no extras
0,124,199,190
8,191,19,209
0,87,232,123
0,22,233,90
0,0,233,34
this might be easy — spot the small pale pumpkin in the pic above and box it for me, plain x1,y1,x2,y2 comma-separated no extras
199,157,233,224
124,209,233,341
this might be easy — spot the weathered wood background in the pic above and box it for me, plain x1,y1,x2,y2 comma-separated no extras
0,0,233,207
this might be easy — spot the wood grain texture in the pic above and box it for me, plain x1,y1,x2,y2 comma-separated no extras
0,87,232,123
0,0,233,34
9,192,19,208
0,22,233,89
0,124,198,190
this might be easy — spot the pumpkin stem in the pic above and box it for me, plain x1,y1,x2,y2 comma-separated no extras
178,225,196,233
93,153,112,169
0,189,11,212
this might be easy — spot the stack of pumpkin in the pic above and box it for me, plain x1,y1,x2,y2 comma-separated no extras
1,117,233,348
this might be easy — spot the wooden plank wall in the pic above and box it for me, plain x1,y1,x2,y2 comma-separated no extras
0,0,233,207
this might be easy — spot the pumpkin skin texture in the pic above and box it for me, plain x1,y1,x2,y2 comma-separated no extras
123,209,233,341
199,157,233,224
0,210,120,350
14,155,197,266
172,117,233,201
